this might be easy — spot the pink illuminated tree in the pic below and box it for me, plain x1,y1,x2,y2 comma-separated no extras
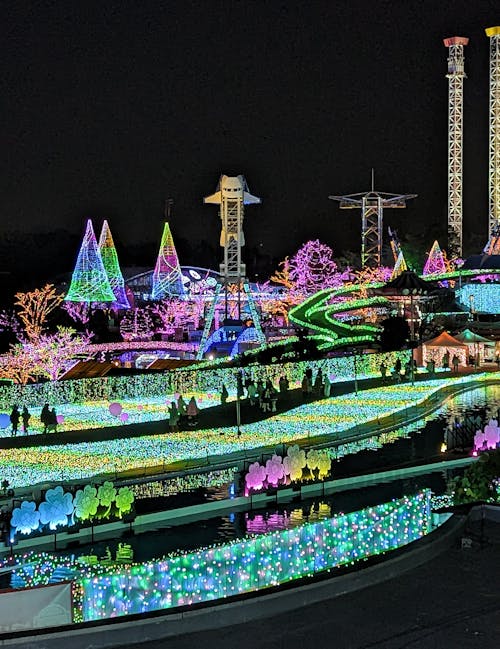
288,240,346,296
119,308,155,341
32,327,91,381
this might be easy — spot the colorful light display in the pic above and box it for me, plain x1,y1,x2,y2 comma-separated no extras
0,379,473,489
9,481,135,539
456,283,500,314
80,490,431,621
151,222,185,300
0,349,410,410
129,468,237,499
98,220,130,308
65,220,115,303
423,240,447,276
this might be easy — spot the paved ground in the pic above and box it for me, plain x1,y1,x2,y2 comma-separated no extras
123,519,500,649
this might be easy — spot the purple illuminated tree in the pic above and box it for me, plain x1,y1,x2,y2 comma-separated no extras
288,240,345,296
423,241,446,276
119,308,154,341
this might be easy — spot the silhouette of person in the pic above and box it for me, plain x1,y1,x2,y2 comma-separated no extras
10,406,20,436
21,406,30,434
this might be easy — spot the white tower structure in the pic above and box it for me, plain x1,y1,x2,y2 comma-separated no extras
444,36,468,258
197,175,265,360
486,27,500,242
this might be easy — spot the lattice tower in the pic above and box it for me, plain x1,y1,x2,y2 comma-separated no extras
329,173,416,268
444,37,468,257
486,27,500,239
197,175,265,359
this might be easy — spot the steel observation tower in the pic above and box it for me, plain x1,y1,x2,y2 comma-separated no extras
444,36,468,258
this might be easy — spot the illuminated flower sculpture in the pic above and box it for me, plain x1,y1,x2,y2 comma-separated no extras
283,445,307,482
11,501,41,536
97,481,117,508
115,487,134,515
245,462,267,492
317,451,332,478
74,485,99,521
306,449,321,471
38,486,74,530
265,454,285,486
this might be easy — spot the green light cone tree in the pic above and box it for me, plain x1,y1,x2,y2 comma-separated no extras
65,220,115,304
98,220,130,308
151,222,185,300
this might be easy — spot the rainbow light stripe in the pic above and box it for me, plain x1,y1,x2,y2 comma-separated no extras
79,490,430,621
0,379,471,488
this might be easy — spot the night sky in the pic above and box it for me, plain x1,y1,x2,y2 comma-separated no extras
1,1,499,285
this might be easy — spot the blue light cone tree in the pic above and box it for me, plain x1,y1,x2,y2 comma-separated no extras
151,222,185,300
65,220,115,303
98,220,130,309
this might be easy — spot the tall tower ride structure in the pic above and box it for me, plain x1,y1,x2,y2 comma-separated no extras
486,27,500,242
196,175,265,360
329,172,416,268
444,37,468,258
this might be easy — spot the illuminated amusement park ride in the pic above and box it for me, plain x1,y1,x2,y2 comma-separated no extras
196,175,266,360
62,27,500,364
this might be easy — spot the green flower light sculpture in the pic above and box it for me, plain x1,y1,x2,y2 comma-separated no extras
97,481,116,508
74,485,99,521
115,487,134,515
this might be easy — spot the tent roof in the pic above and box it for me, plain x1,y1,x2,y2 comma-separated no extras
454,328,495,344
376,270,439,295
423,331,468,348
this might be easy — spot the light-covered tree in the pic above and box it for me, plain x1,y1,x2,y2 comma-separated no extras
62,301,91,327
288,240,345,296
120,308,155,341
14,284,64,341
0,344,40,385
152,299,191,334
31,327,91,381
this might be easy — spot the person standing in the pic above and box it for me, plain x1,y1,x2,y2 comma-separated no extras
220,385,229,405
379,362,387,383
10,406,20,436
40,403,50,434
177,395,187,422
21,406,30,434
187,397,199,427
168,402,179,433
49,408,58,433
323,374,332,397
452,354,459,373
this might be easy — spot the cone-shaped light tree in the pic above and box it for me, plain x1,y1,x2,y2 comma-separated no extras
65,220,115,303
151,222,185,300
98,220,130,308
423,240,446,276
390,251,408,280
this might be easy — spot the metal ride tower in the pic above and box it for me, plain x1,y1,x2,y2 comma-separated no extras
486,27,500,241
196,175,265,360
444,37,468,258
329,172,416,268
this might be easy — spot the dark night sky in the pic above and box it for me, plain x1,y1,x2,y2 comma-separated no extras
1,0,499,284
